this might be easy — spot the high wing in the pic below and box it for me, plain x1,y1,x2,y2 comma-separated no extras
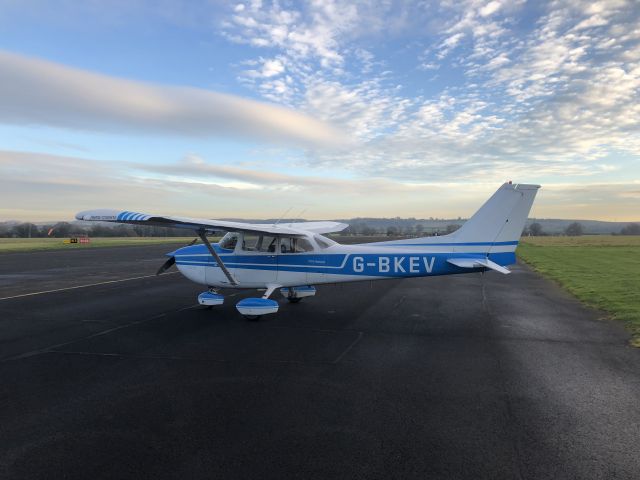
75,209,348,236
274,221,349,234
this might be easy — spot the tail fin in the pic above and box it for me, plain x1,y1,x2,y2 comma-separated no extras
452,182,540,249
369,182,540,255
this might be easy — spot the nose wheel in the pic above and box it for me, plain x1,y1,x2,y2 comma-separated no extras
281,286,315,304
198,289,224,308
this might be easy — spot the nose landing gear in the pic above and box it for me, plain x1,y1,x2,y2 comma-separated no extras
198,288,224,309
281,286,316,303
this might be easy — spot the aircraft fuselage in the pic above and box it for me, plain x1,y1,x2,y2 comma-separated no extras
170,240,517,289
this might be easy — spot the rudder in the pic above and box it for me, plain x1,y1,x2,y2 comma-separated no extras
451,183,540,248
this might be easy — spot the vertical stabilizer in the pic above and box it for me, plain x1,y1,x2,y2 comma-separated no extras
451,183,540,247
368,182,540,255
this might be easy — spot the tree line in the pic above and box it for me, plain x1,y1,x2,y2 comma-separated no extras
1,221,464,238
342,223,461,236
525,222,585,236
0,222,188,238
2,220,639,238
525,222,640,236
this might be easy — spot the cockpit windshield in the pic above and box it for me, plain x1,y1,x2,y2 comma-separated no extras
219,232,239,250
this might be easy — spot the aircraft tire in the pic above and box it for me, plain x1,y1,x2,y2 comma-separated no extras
243,314,261,321
287,297,302,304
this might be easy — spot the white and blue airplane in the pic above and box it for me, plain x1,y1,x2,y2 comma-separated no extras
76,182,539,319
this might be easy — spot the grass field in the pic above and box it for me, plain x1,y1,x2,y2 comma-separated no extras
518,235,640,346
0,237,200,253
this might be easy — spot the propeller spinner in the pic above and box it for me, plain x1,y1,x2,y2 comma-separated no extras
156,237,198,275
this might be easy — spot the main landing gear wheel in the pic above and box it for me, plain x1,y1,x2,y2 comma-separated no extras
287,297,302,304
236,298,278,320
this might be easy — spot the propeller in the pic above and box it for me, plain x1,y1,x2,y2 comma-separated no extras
156,237,199,275
156,256,176,275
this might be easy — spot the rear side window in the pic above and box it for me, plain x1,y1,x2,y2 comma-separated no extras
294,238,313,253
242,234,259,251
280,237,314,253
257,236,277,252
314,235,334,249
242,234,277,252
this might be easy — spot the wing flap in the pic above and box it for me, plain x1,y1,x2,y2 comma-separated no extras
447,257,511,274
278,221,348,234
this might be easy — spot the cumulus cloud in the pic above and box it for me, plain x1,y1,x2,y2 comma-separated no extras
220,0,640,185
0,50,346,148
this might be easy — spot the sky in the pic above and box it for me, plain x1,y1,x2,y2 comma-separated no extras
0,0,639,222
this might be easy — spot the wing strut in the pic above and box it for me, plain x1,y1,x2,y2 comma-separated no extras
196,230,238,286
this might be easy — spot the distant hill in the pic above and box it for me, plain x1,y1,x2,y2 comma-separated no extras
1,217,638,237
330,217,637,235
189,217,638,235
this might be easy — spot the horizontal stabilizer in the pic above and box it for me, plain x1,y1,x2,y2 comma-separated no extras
447,257,511,274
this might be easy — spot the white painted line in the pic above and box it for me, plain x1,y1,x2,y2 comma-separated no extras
0,271,179,301
333,331,364,364
2,302,198,362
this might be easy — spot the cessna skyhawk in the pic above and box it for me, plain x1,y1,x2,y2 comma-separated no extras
76,182,540,319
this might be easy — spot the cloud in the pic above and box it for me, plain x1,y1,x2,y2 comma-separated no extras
0,149,245,221
134,153,428,194
438,32,465,59
479,1,502,17
219,0,640,185
2,1,640,222
2,150,638,222
0,50,346,148
261,58,285,77
534,181,640,220
225,0,359,68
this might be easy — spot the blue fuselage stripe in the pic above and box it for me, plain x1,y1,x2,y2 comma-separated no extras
173,246,516,278
374,240,518,247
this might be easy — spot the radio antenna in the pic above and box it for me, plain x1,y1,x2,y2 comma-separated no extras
274,206,293,226
296,208,307,221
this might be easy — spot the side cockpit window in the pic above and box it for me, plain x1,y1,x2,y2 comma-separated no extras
257,235,277,253
242,234,277,253
280,237,314,253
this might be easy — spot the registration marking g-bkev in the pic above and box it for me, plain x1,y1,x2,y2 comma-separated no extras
353,255,435,273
